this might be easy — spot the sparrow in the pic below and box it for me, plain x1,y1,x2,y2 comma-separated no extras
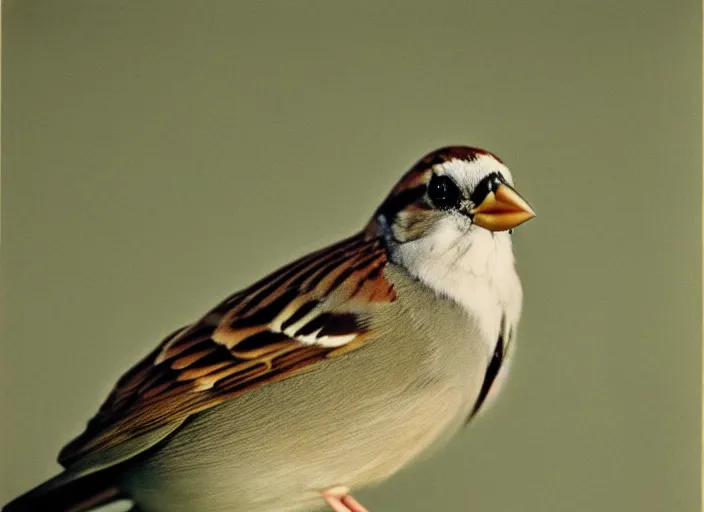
3,145,535,512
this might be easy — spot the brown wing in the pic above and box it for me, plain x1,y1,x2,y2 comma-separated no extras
58,234,395,467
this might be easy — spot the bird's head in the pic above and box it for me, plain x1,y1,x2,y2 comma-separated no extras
367,146,535,245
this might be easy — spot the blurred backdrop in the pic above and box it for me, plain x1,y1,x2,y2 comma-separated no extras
1,1,701,511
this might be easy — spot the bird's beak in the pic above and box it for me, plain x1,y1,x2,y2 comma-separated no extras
470,184,536,232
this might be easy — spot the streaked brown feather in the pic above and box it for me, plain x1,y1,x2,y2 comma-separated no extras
58,234,395,467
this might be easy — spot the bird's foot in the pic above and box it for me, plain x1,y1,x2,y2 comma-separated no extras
321,485,369,512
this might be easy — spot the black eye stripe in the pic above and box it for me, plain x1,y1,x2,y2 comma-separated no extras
376,185,428,221
470,172,507,206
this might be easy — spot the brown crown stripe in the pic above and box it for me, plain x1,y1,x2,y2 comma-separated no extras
415,146,502,169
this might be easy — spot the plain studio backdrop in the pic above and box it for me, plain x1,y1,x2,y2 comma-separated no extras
1,1,701,511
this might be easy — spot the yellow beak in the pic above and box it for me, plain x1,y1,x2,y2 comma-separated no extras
470,183,536,232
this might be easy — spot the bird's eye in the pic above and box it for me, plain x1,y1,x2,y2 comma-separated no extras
428,175,461,210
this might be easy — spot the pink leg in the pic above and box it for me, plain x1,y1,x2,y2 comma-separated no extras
322,485,369,512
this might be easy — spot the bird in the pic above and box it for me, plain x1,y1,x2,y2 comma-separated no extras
3,145,535,512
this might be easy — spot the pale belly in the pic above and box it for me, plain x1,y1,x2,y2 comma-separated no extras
122,273,503,512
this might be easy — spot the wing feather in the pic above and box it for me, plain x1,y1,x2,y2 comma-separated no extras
58,234,394,467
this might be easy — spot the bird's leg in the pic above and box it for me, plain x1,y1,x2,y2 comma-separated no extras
321,485,369,512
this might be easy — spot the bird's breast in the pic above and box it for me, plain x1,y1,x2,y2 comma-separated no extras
123,264,519,512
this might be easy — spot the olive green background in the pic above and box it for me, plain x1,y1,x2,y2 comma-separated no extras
1,1,701,511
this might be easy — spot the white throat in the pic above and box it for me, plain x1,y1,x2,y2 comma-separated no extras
390,216,523,347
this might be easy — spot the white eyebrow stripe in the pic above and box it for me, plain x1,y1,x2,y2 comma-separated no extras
440,155,514,195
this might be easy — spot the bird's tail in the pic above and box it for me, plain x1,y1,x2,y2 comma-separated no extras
2,465,126,512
